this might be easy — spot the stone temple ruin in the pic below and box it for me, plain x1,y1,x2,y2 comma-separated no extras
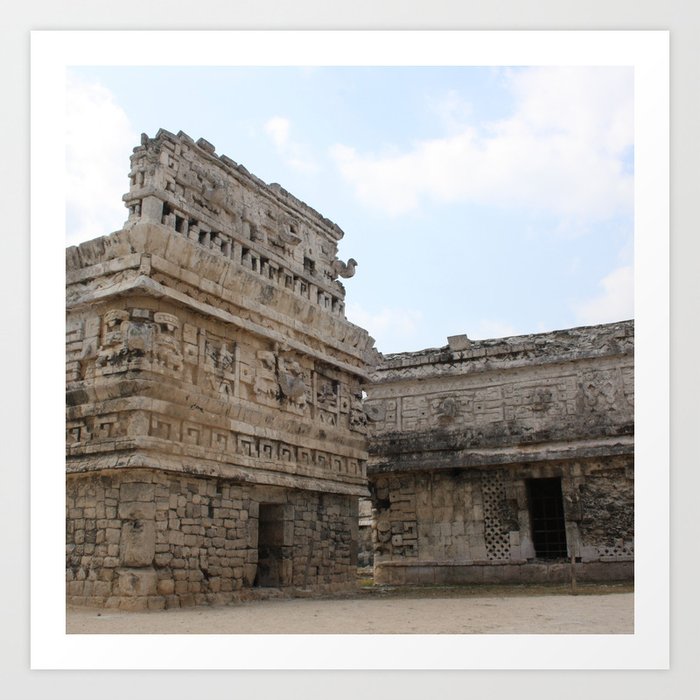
66,130,634,609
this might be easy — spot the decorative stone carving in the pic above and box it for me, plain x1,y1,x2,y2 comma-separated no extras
581,370,619,411
317,379,338,408
530,387,554,412
96,310,152,369
95,308,183,375
269,219,302,251
349,391,368,432
316,375,339,426
253,349,279,400
435,396,458,425
201,335,236,397
154,312,183,372
278,355,308,409
331,258,357,279
364,401,386,422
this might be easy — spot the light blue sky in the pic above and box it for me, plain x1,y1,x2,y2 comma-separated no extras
66,65,634,354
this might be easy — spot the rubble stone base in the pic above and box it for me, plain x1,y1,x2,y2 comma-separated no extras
374,561,634,586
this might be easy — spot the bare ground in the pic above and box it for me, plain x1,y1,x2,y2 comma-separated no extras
67,582,633,635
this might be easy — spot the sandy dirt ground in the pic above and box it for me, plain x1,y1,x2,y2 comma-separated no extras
67,587,633,635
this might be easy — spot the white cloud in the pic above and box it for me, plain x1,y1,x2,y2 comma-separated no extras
575,265,634,325
431,89,473,133
264,116,319,173
346,303,422,351
330,67,633,221
66,72,138,246
470,320,521,340
264,116,290,148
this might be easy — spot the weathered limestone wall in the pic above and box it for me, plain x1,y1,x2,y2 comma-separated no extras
66,130,376,607
365,322,634,584
67,470,357,609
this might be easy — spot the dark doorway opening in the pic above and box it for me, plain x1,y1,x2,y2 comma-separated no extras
254,503,286,587
527,478,568,559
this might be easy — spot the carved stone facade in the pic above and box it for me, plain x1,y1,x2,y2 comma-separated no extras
66,130,378,609
364,322,634,584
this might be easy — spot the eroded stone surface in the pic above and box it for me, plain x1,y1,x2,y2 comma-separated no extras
66,470,359,608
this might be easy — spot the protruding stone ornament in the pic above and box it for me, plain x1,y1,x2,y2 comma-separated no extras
331,258,358,279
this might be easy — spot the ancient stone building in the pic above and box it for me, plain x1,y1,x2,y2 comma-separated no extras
65,129,378,609
66,129,635,608
364,322,634,585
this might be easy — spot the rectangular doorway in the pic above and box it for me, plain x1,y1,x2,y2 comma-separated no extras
526,478,568,559
254,503,286,587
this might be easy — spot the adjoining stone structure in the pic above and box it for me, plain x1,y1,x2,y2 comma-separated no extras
364,322,634,585
66,129,378,609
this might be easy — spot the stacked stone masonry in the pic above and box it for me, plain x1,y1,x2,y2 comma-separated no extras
66,470,357,609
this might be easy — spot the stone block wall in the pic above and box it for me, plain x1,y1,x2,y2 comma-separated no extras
66,469,358,610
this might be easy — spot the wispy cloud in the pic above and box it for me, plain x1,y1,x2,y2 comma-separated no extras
264,116,319,173
66,72,138,246
346,303,423,352
265,116,291,148
431,89,473,133
330,67,633,222
470,320,522,340
575,265,634,325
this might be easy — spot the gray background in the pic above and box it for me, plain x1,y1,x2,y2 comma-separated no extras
5,1,696,698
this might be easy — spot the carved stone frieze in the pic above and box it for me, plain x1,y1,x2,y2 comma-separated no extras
434,395,459,425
